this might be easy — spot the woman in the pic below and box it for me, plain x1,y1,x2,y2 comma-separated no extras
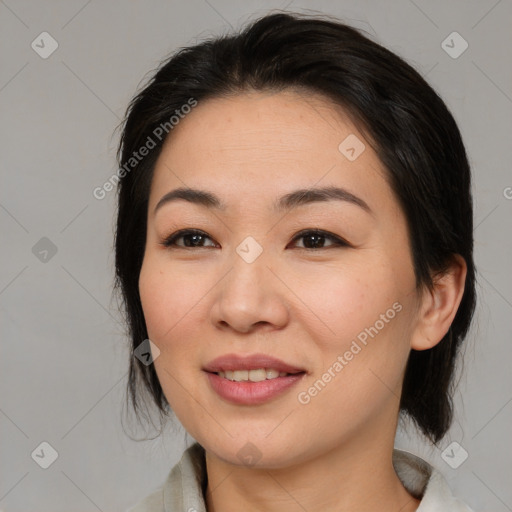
115,12,476,511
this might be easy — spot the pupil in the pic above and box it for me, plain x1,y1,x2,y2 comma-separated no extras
186,234,202,247
304,234,323,249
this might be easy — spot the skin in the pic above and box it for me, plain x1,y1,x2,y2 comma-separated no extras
138,89,467,512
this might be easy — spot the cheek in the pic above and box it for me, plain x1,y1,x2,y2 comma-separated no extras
291,258,416,405
291,260,405,349
138,255,207,344
138,256,210,414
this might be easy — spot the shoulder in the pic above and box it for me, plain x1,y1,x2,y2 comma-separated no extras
126,443,206,512
419,468,475,512
393,449,475,511
125,486,165,512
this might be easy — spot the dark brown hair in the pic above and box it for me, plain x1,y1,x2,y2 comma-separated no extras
114,12,476,443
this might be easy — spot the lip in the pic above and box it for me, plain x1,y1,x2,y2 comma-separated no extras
203,353,305,374
203,353,306,405
206,372,305,405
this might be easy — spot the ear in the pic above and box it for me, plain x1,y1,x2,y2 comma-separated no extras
410,255,467,351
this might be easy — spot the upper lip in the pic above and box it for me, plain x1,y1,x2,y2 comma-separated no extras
203,353,305,374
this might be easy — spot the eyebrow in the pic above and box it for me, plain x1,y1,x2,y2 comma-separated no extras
154,185,372,215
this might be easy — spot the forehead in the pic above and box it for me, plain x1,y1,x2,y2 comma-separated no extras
149,90,394,215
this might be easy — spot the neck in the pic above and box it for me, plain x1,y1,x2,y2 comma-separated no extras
204,429,419,512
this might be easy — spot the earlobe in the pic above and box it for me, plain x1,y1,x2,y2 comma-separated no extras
410,255,467,351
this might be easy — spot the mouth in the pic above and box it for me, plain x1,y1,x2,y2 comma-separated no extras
203,354,306,405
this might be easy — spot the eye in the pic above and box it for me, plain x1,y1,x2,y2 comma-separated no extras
288,229,350,250
160,228,350,250
161,229,218,248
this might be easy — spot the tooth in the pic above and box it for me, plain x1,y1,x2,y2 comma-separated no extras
265,369,279,379
233,370,249,381
221,368,290,381
248,369,267,382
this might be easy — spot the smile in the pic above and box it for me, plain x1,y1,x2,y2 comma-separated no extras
216,368,294,382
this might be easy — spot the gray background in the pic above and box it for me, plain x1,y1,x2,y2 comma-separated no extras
1,0,511,510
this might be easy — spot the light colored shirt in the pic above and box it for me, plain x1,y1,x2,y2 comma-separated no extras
127,442,474,511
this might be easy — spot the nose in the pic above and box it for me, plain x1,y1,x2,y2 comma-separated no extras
210,248,290,334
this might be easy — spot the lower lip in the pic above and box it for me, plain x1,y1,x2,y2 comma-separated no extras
205,372,305,405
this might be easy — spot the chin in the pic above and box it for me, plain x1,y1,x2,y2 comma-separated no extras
193,428,313,470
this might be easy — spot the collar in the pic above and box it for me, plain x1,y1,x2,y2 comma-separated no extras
129,443,474,511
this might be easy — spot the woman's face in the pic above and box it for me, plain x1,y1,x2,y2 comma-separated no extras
139,90,423,468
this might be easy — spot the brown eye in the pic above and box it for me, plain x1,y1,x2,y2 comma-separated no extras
289,229,350,250
161,228,350,250
162,229,217,248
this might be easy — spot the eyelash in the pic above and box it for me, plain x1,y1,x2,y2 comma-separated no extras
160,228,350,250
